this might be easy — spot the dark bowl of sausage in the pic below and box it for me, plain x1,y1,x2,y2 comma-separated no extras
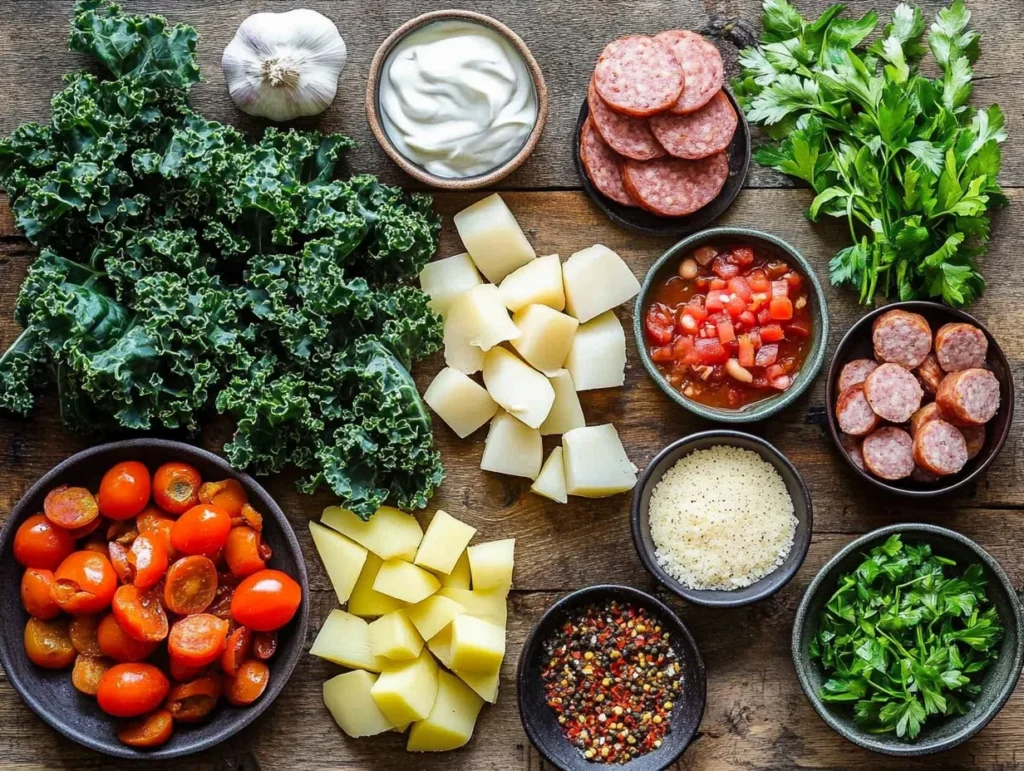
827,301,1013,497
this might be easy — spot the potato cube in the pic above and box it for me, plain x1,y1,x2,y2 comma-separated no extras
423,368,498,438
562,244,640,323
454,666,500,703
321,505,423,562
369,609,424,660
440,550,471,590
407,670,485,752
373,559,441,604
467,539,515,593
427,625,454,669
310,609,387,673
370,649,439,726
454,193,536,284
446,283,520,357
563,424,637,497
308,521,367,605
437,588,508,626
531,447,567,504
565,311,626,391
348,552,406,618
540,370,585,436
414,510,477,575
498,253,565,312
480,410,542,480
443,326,485,374
450,614,506,674
418,253,482,317
324,670,396,738
406,595,465,641
482,347,554,429
511,305,579,375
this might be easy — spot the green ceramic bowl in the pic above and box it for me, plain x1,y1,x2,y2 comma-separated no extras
633,228,829,423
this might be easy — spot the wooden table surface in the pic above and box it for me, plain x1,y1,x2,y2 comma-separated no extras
1,1,1022,769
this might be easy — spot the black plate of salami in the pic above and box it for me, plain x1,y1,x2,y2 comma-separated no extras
826,301,1014,498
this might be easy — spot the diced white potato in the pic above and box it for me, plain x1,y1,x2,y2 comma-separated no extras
321,506,423,562
540,370,585,436
565,311,626,391
454,666,500,703
427,625,454,668
454,193,536,284
414,510,477,575
369,609,424,660
511,305,579,375
450,614,506,674
418,253,482,317
348,552,406,618
443,327,485,374
562,244,641,323
563,424,637,497
480,410,543,480
324,670,396,738
439,550,471,590
467,539,515,593
373,559,441,604
423,368,498,439
308,521,367,605
437,588,508,627
406,670,484,752
406,595,465,641
310,609,387,673
446,283,520,355
482,348,554,429
370,649,439,726
498,253,565,312
531,447,567,503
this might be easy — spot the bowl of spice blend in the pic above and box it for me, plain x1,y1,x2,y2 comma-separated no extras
517,585,705,770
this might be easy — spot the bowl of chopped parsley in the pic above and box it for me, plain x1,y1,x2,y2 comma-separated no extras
792,525,1024,755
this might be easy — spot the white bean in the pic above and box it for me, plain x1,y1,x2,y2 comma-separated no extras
678,258,699,280
725,358,754,383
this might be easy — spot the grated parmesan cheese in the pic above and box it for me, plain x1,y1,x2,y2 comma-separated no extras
648,445,797,590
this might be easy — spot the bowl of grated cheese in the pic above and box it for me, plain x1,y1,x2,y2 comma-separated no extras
631,430,812,607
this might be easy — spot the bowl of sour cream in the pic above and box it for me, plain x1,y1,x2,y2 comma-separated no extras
366,10,548,188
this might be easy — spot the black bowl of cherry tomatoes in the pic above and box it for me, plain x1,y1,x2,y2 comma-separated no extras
0,439,308,759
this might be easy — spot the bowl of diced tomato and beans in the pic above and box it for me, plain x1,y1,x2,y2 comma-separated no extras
0,439,308,759
634,228,829,422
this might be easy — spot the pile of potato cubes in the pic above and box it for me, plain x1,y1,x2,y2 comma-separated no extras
420,193,640,501
307,505,514,752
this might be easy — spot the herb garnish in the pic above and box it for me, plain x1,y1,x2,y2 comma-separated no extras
811,534,1003,740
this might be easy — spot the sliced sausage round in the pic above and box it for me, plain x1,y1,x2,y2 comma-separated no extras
652,31,724,114
960,424,986,459
580,117,636,207
838,358,878,394
594,36,684,117
934,322,988,372
836,383,880,436
872,310,932,368
910,402,942,438
648,91,737,160
936,368,1000,425
915,353,945,395
621,153,729,217
864,363,923,424
862,427,915,481
587,79,666,161
913,419,968,476
839,433,865,471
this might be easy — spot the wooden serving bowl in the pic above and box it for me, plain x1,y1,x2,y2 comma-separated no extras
0,439,309,759
365,9,548,189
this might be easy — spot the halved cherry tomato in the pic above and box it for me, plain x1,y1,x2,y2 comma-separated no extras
153,462,202,515
712,256,740,279
221,626,253,676
14,514,76,570
171,505,231,557
644,304,674,344
165,676,222,723
237,503,263,532
164,556,218,615
223,660,270,706
112,585,169,644
129,533,168,590
137,506,176,560
21,568,60,619
252,631,277,661
52,551,117,615
97,662,170,718
199,479,248,519
69,614,103,656
24,617,76,668
72,654,112,695
107,518,139,545
43,486,99,530
98,462,151,520
108,542,134,584
168,614,230,669
206,583,235,621
231,570,302,632
224,527,266,577
118,708,174,748
97,613,158,663
170,660,210,683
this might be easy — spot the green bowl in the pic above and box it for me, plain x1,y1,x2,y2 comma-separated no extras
632,228,829,423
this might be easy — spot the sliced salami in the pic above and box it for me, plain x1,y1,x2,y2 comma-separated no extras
836,383,880,437
621,152,728,217
863,363,923,424
580,118,636,207
913,419,968,476
862,427,915,481
934,322,988,372
837,358,878,394
648,90,738,160
593,36,684,117
587,80,665,161
840,433,865,471
961,424,986,459
909,402,942,438
915,353,945,395
936,368,1000,425
653,30,724,114
872,309,932,368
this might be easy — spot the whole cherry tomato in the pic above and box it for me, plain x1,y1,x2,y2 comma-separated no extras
21,569,60,619
224,526,266,577
96,662,170,718
14,514,76,570
97,613,158,663
24,617,76,669
98,461,151,520
51,551,117,615
168,614,230,669
223,659,270,706
171,504,231,557
152,462,202,515
43,486,99,530
118,709,174,748
112,585,169,643
129,533,168,590
230,569,301,632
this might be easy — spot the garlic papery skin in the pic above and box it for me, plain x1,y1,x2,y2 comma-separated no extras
222,9,347,122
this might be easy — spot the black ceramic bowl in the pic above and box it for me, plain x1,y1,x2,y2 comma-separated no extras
518,585,706,770
793,523,1024,756
632,430,812,607
0,439,309,759
574,88,750,237
826,301,1014,497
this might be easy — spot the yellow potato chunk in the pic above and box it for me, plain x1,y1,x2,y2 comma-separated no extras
467,539,516,593
450,614,506,674
347,552,406,618
437,588,508,626
454,193,536,284
308,521,367,605
406,595,465,641
310,609,386,672
439,550,471,590
562,244,640,323
454,666,500,703
482,347,554,429
369,609,424,660
480,410,542,480
539,370,585,436
418,253,482,317
370,649,439,726
321,505,423,562
423,368,498,439
566,310,626,391
531,447,568,504
427,625,454,669
407,670,484,752
324,670,395,738
563,424,637,497
373,559,441,604
446,284,520,354
511,305,579,375
498,253,565,312
414,510,477,575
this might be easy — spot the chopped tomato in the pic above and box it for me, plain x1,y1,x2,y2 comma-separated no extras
737,310,756,329
738,335,756,367
694,338,729,365
650,345,675,363
760,324,785,343
755,344,779,367
726,295,747,317
727,277,751,302
717,321,735,344
769,297,793,321
705,290,724,312
644,304,675,344
729,246,755,266
757,308,771,325
710,277,727,290
683,297,708,323
672,336,694,360
712,256,740,279
771,280,789,298
747,268,770,292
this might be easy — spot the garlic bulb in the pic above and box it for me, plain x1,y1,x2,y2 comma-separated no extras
222,9,347,122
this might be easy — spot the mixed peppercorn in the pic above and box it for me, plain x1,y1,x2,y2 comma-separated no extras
540,600,683,764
